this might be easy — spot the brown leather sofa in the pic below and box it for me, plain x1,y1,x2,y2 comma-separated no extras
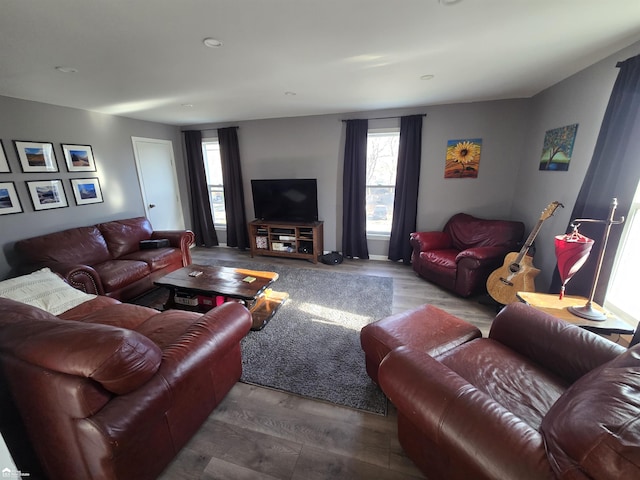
410,213,524,297
363,302,639,479
14,216,195,301
0,295,252,480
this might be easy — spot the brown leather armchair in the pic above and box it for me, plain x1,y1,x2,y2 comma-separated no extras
0,296,252,479
410,213,524,297
371,302,639,479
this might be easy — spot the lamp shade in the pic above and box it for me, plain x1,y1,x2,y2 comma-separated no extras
554,230,594,299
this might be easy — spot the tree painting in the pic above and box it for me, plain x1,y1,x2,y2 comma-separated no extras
540,124,578,171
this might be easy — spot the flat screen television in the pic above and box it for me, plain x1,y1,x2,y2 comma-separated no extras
251,178,318,222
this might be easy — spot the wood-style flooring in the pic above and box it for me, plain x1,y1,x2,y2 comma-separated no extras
158,247,497,480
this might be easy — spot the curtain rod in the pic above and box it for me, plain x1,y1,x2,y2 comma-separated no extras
183,126,239,133
341,114,426,122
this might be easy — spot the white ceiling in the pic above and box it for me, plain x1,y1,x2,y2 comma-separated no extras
2,0,640,126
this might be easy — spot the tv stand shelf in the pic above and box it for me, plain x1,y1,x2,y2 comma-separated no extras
249,220,324,264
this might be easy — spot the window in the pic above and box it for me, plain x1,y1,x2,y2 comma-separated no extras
366,129,399,235
202,140,226,228
605,183,640,326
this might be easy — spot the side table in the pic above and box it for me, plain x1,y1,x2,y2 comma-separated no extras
516,291,635,337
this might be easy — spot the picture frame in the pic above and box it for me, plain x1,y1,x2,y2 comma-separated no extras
0,140,10,173
539,123,579,171
61,143,97,172
70,177,103,205
0,182,22,215
14,140,58,173
26,179,68,211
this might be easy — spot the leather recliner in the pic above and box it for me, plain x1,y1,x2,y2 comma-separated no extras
410,213,524,297
373,302,639,479
0,296,252,479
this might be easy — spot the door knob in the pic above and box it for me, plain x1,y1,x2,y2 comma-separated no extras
149,204,156,208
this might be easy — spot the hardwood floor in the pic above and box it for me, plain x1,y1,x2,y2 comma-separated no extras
158,247,497,480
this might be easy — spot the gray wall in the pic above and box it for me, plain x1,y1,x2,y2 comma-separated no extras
0,96,185,277
184,99,529,257
2,40,639,289
512,41,640,291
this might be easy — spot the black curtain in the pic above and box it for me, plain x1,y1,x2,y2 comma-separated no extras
388,115,423,263
218,127,249,250
342,119,369,259
184,130,218,247
549,54,640,303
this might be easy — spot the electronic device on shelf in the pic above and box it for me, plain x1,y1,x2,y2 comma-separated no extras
251,178,318,223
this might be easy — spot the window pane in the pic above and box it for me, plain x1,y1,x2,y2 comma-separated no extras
202,141,226,228
366,131,399,235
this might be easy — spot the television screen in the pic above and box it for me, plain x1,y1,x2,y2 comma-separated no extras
251,178,318,222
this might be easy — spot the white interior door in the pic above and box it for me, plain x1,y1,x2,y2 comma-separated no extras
132,137,185,230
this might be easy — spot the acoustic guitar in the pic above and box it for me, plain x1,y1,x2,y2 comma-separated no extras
486,201,563,305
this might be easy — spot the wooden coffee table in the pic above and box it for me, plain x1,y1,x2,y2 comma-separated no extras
154,264,288,330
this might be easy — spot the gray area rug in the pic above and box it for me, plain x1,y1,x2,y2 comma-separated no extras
200,259,392,415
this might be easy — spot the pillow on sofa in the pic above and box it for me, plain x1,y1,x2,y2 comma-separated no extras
0,268,96,315
540,345,640,479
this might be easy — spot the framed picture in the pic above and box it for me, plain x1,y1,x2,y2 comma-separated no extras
61,144,96,172
0,140,10,173
0,182,22,215
70,177,103,205
539,123,578,171
14,141,58,173
445,138,482,178
26,179,68,211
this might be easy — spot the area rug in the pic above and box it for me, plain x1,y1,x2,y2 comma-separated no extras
196,259,392,415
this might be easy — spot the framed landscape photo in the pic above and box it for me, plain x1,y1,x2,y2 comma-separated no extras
0,140,10,173
26,179,68,211
0,182,22,215
14,140,58,173
62,143,96,172
70,177,103,205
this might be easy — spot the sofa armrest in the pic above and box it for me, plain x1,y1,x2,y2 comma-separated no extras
409,231,452,252
37,262,104,295
151,230,195,266
489,303,625,383
160,302,252,377
456,245,511,265
379,346,554,480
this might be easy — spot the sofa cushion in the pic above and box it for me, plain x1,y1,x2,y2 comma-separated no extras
0,268,96,315
93,260,150,292
541,345,640,479
437,338,569,430
15,225,112,266
445,213,524,251
98,217,153,258
121,247,182,271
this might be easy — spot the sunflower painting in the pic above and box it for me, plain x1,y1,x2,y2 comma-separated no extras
445,138,482,178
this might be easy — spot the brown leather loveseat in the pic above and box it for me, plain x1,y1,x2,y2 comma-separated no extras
362,302,640,479
0,294,252,479
410,213,524,297
14,216,195,301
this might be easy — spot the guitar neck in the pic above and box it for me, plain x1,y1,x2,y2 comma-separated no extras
513,220,544,264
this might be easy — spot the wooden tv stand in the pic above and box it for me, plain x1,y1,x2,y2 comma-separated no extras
249,220,324,264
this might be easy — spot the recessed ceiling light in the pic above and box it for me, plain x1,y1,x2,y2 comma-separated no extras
420,74,435,80
181,103,194,108
203,37,223,48
55,66,78,73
